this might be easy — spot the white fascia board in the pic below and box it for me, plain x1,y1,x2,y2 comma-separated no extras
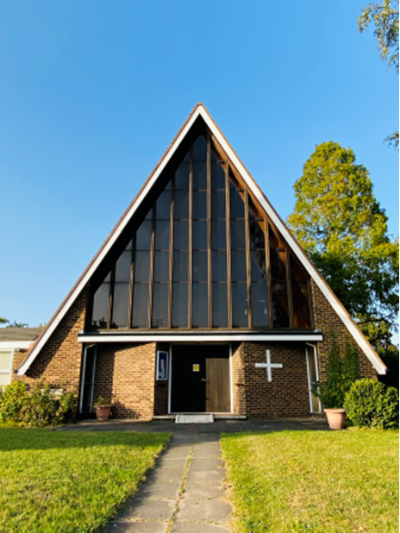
78,334,324,343
197,108,386,375
0,341,33,350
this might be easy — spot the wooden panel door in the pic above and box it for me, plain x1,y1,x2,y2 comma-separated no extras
206,356,230,413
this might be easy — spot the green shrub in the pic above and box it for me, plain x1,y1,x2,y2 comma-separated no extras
0,382,77,427
344,378,399,429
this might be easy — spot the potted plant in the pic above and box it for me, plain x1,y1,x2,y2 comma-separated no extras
93,396,112,422
313,336,358,430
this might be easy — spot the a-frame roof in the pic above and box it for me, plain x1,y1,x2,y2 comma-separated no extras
17,104,386,375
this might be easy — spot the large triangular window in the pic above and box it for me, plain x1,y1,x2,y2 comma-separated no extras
90,132,313,330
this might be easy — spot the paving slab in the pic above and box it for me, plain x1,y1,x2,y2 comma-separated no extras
117,498,175,521
105,522,168,533
183,481,225,500
176,499,231,523
146,468,185,483
186,468,226,483
171,523,230,533
140,480,181,499
190,458,224,471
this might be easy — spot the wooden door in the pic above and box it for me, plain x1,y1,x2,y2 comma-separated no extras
206,355,230,413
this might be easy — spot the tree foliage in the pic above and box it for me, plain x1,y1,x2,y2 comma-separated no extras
287,141,399,345
359,0,399,149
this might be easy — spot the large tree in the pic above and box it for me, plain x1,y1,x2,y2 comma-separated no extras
359,0,399,148
287,141,399,350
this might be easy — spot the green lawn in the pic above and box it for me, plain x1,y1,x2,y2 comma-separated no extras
221,429,399,533
0,429,170,533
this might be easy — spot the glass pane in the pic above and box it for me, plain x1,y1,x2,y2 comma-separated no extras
172,283,188,327
156,190,171,219
230,219,245,249
193,251,208,282
231,250,247,281
154,251,170,282
212,251,227,282
192,283,208,328
252,282,269,327
193,162,207,189
155,220,170,250
111,283,129,328
211,190,226,219
211,159,225,189
0,351,12,371
193,220,208,250
292,281,311,328
230,186,244,218
0,373,11,386
175,161,189,189
312,394,320,412
92,281,110,328
270,248,287,282
232,283,248,327
152,283,169,328
82,346,96,412
136,220,152,250
173,251,188,282
212,283,228,327
173,221,188,249
115,250,131,282
193,135,207,161
174,190,189,219
308,349,317,381
291,254,310,281
250,249,266,281
249,217,265,249
132,283,149,328
134,251,150,282
193,190,207,219
211,220,226,250
272,282,289,327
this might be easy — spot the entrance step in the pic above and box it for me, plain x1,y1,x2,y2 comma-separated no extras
176,414,214,424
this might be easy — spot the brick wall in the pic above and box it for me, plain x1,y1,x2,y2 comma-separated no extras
94,343,156,419
311,280,378,381
12,288,88,391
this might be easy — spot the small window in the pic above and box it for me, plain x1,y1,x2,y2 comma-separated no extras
306,345,321,413
0,350,14,387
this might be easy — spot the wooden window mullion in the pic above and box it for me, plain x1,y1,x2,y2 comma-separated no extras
244,190,252,329
286,247,294,328
108,266,115,329
207,133,212,329
148,208,156,328
307,278,315,329
128,236,135,328
168,179,175,329
188,147,193,328
265,220,273,329
225,164,232,329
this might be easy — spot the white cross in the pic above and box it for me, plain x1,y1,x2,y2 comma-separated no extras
255,350,283,382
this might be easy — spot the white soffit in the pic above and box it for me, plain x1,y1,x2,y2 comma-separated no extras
77,333,324,343
17,104,386,376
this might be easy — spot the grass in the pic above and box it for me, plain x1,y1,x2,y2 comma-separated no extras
0,428,171,533
221,429,399,533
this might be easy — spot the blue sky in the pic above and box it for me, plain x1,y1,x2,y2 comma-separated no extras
0,1,398,327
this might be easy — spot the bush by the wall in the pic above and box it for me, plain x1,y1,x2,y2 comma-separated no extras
0,382,77,427
344,378,399,429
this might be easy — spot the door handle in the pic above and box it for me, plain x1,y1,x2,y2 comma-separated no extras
200,378,208,382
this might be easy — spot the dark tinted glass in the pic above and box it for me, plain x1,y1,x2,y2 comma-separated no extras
230,219,245,249
270,248,287,281
132,283,149,328
212,283,228,327
252,282,269,327
232,283,248,327
136,220,152,250
211,220,226,250
174,190,189,219
193,191,207,219
154,251,170,282
156,190,171,219
291,254,310,281
230,187,244,218
272,282,289,327
115,250,131,282
193,251,208,282
92,282,110,328
249,217,265,249
173,251,188,282
155,220,170,250
172,283,188,327
211,190,226,219
193,162,207,189
111,283,129,328
152,283,169,328
134,251,150,282
231,250,247,281
211,158,225,189
175,161,189,189
212,251,227,282
292,281,311,328
173,221,188,249
250,249,266,281
192,283,208,328
192,221,207,250
193,135,207,161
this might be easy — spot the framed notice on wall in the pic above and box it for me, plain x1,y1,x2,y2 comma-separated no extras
156,351,168,381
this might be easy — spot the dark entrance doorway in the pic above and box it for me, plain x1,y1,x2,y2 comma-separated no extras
170,345,231,413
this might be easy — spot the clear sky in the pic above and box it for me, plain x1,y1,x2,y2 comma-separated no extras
0,1,398,327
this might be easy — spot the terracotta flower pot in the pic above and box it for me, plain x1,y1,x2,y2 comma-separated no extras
95,405,112,422
324,408,346,430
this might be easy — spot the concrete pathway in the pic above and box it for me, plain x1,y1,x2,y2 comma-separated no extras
104,429,232,533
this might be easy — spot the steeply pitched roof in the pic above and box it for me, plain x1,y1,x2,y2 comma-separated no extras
17,104,387,375
0,327,44,342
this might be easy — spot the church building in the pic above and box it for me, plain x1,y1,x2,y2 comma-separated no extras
12,104,386,419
